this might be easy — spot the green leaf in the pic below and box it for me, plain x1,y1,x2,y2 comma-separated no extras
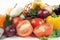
48,30,57,38
40,37,48,40
4,15,12,26
29,9,38,18
6,15,10,20
4,21,12,26
55,29,60,37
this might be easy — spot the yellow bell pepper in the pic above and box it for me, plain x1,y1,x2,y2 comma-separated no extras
32,0,46,9
39,3,46,9
32,2,39,9
46,14,60,29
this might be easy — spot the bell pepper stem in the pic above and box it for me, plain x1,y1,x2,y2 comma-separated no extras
52,13,57,18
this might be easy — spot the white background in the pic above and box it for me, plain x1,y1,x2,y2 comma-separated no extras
0,0,60,15
0,0,33,15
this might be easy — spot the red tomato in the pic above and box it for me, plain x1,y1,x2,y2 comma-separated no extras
16,20,33,37
30,18,45,28
33,23,53,37
12,17,23,25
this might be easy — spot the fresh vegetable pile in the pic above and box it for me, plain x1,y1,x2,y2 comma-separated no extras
0,0,60,40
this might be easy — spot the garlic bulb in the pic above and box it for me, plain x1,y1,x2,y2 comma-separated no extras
10,7,24,17
0,28,4,37
20,14,25,19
